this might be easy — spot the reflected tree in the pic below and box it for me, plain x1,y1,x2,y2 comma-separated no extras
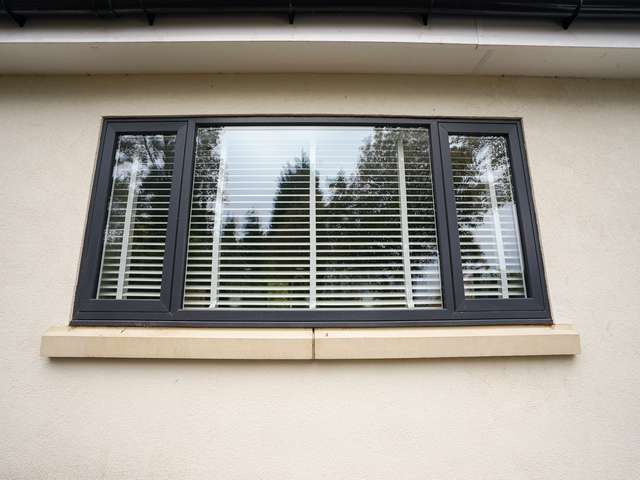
448,135,525,298
185,126,444,308
99,134,175,300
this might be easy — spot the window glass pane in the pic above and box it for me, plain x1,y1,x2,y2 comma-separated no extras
184,126,441,310
449,135,527,299
97,134,176,299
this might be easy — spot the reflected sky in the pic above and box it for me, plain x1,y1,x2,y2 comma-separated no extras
221,126,374,236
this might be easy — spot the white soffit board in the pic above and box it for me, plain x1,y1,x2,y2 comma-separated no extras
0,16,639,77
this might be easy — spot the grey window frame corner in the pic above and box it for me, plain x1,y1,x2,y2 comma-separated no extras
71,116,551,328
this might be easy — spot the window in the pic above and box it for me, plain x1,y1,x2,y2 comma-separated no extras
97,133,177,301
183,126,441,310
74,118,550,327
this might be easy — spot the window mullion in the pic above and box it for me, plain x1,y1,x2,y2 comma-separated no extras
309,140,317,309
396,136,414,309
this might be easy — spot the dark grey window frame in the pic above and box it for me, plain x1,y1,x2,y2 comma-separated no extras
72,116,551,327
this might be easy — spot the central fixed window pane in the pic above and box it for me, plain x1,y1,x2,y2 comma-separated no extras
184,126,441,310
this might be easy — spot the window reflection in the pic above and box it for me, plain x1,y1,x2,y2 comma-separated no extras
184,127,441,309
449,135,527,299
97,134,175,299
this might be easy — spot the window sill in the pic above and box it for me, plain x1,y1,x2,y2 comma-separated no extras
41,324,579,360
314,324,579,359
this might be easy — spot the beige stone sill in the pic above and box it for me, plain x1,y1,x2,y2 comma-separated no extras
41,324,579,360
41,326,313,360
314,324,579,359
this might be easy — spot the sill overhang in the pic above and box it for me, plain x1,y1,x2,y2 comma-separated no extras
41,324,579,360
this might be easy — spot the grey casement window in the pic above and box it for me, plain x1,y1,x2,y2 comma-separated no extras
73,118,550,327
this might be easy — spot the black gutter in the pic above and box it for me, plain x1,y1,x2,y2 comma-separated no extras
1,1,639,28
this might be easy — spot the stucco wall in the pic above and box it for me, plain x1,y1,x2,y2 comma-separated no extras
0,74,639,479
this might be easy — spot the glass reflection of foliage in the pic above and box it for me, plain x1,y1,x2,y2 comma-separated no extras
317,128,441,308
184,128,222,308
218,154,311,308
401,129,442,307
183,127,442,310
98,134,175,299
449,135,526,299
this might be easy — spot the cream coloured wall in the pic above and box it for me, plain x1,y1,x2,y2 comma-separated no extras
0,74,639,479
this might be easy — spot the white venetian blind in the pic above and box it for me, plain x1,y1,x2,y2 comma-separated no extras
97,134,176,300
184,126,441,310
449,135,527,299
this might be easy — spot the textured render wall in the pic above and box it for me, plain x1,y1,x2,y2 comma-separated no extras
0,74,639,480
